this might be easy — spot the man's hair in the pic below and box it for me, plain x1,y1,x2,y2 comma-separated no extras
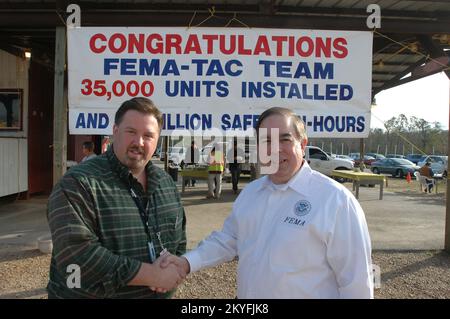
255,107,307,142
82,141,94,152
114,97,163,130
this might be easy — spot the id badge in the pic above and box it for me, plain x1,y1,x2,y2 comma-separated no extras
148,241,156,262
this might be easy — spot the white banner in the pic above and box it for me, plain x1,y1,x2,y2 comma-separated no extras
67,27,373,137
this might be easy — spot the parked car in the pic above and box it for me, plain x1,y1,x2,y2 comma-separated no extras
371,158,419,178
406,154,426,165
417,155,448,177
336,154,355,164
305,146,353,182
348,153,376,166
386,154,406,159
366,153,386,161
161,146,186,166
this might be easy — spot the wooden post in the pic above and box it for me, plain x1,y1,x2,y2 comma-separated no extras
445,85,450,252
53,26,67,186
359,138,365,169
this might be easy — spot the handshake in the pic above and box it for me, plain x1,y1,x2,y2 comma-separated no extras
147,253,191,293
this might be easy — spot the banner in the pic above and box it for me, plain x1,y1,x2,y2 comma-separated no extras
67,27,373,137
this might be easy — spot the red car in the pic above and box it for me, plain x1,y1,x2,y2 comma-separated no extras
350,155,376,166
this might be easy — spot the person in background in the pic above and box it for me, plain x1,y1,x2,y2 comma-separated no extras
419,161,434,193
206,145,224,199
183,140,200,187
228,138,244,195
81,141,97,162
101,136,112,154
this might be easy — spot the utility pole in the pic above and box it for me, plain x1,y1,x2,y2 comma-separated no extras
445,87,450,252
52,26,67,185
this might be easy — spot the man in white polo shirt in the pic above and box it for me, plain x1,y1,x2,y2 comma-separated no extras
158,107,374,299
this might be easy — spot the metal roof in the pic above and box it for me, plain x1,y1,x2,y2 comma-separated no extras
0,0,449,97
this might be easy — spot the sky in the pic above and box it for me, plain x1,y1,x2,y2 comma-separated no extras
371,72,450,130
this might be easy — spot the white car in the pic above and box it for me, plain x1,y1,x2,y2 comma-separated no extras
335,154,355,164
304,146,354,182
167,146,187,166
417,155,448,177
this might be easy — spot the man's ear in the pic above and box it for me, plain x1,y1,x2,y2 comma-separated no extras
301,137,308,150
112,124,118,136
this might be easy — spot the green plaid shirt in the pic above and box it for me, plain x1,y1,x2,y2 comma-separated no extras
47,147,186,299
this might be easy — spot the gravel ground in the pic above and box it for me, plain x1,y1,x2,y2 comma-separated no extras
174,250,450,299
1,244,449,299
0,244,49,299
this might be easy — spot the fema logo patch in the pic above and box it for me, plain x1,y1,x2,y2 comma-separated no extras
294,200,311,217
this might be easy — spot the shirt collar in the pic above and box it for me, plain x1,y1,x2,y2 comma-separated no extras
258,160,312,196
106,145,163,195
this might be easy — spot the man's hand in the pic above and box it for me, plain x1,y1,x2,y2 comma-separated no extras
128,257,185,293
150,253,191,293
160,253,190,275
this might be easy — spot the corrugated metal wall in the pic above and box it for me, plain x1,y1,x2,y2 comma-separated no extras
0,138,27,196
0,49,29,197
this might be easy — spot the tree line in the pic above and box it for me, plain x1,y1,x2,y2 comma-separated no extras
309,114,448,156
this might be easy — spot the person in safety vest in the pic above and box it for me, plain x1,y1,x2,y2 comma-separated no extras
206,145,224,199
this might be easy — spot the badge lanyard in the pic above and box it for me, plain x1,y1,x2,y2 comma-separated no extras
130,188,166,262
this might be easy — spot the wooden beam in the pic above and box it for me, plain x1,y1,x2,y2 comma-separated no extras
53,26,67,186
446,87,450,252
372,61,417,67
2,2,450,20
0,11,449,34
372,70,403,75
376,62,447,91
373,57,427,95
0,44,23,58
417,34,450,78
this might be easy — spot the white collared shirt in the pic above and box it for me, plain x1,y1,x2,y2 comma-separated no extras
184,162,374,299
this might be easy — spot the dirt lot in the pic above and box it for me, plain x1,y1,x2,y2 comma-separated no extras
1,246,449,299
0,174,449,299
380,173,446,196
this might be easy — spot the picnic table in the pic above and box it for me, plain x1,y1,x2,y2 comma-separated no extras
179,167,209,193
331,170,387,200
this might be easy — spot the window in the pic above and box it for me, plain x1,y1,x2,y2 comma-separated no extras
310,148,328,160
0,89,23,130
431,156,443,164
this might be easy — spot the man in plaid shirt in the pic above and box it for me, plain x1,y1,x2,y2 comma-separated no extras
47,97,186,298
